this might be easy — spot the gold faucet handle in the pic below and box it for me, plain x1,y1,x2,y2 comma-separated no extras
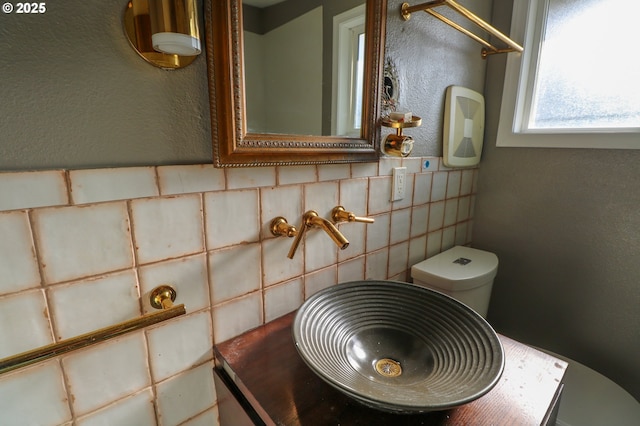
270,217,298,238
331,206,375,224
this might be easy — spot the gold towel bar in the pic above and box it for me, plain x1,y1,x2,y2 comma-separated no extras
401,1,523,58
0,285,186,375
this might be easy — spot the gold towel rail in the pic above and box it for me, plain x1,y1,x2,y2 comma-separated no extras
0,285,185,375
400,1,523,58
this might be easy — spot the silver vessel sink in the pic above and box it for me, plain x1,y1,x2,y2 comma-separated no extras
292,280,505,413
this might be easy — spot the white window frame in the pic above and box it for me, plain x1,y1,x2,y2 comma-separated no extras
496,0,640,149
332,4,366,137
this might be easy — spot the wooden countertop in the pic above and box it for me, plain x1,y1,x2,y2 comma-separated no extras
214,312,567,426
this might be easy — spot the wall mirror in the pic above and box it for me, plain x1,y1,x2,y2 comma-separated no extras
205,0,387,167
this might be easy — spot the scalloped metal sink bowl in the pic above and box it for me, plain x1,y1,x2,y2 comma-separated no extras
293,280,505,413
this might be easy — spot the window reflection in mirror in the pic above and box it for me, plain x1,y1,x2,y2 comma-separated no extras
242,0,366,137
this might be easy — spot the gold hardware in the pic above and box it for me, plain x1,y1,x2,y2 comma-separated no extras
400,1,523,58
287,211,349,259
331,206,375,224
270,217,298,238
0,285,185,375
381,116,421,157
150,284,177,309
123,0,200,70
375,358,403,378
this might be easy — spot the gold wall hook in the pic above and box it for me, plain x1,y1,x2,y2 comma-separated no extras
331,206,375,224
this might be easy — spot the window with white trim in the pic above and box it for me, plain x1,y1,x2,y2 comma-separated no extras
497,0,640,149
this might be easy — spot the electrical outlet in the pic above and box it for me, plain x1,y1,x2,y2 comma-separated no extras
391,167,406,201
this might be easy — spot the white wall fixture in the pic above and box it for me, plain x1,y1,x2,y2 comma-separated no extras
123,0,201,70
443,86,485,168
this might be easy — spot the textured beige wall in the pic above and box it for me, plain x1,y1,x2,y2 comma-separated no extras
475,0,640,400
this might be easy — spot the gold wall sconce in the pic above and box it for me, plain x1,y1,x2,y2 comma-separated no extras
124,0,201,70
381,114,422,157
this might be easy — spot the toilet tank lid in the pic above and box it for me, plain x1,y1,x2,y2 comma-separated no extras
411,246,499,290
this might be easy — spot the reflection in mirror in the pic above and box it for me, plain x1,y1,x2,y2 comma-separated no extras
243,0,366,137
205,0,387,167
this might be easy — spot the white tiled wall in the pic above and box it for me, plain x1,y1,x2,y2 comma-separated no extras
0,158,477,425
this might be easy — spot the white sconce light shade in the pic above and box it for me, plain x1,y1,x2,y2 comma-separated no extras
124,0,201,69
149,0,201,56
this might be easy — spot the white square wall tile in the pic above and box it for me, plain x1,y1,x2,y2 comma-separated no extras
147,311,213,382
0,211,40,293
442,226,456,251
205,189,260,249
337,256,365,283
421,157,439,172
69,167,158,205
365,248,388,280
209,243,261,304
318,164,350,181
0,170,68,212
402,157,422,174
33,203,133,284
277,165,317,185
131,194,204,264
63,333,150,416
264,278,303,322
0,361,71,426
155,362,216,426
408,236,427,271
303,181,339,215
388,241,409,278
366,213,390,252
446,171,462,199
0,290,53,358
212,292,262,343
339,178,368,216
428,201,445,232
304,265,337,299
76,389,155,426
413,173,432,205
351,162,378,178
304,230,338,273
444,199,459,227
460,169,474,196
411,205,429,238
390,208,411,245
157,164,225,195
138,254,209,314
262,237,304,287
426,230,443,257
338,222,366,262
260,185,302,240
48,270,140,340
226,167,276,189
431,172,448,202
367,176,392,215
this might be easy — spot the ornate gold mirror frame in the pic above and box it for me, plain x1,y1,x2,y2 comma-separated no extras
204,0,387,167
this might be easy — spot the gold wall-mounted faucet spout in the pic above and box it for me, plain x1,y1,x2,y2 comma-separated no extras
287,210,349,259
331,206,375,224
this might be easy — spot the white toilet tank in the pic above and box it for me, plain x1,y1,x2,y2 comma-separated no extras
411,246,498,318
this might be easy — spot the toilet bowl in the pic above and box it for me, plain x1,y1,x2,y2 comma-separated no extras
411,246,640,426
